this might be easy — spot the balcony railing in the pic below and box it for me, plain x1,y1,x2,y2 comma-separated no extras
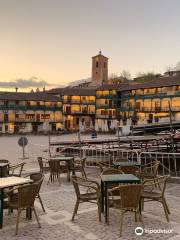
0,118,62,123
96,94,117,99
0,105,62,111
63,99,80,104
96,114,116,119
119,106,180,112
96,104,116,108
122,91,180,100
63,99,95,105
64,110,95,115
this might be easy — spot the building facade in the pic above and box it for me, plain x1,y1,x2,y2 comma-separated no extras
95,85,119,131
62,88,96,131
0,92,63,134
2,52,180,134
118,73,180,126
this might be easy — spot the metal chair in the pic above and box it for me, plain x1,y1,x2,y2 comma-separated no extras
71,176,101,222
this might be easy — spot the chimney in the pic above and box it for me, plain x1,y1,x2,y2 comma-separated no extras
15,87,18,92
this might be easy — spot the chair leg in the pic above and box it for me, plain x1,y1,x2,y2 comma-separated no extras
135,211,137,222
162,200,169,222
82,168,87,180
15,210,21,235
33,207,41,228
72,200,79,221
97,198,101,222
58,174,61,185
163,198,170,214
47,174,51,185
38,195,45,212
119,211,124,237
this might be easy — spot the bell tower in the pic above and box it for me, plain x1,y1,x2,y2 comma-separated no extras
92,51,108,84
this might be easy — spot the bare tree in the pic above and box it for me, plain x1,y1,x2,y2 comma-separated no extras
120,70,131,80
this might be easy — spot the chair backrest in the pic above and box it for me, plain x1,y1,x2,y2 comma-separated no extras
17,183,38,208
74,157,86,168
102,168,124,175
48,160,60,173
119,184,142,209
37,157,43,172
30,173,44,194
9,162,25,177
152,161,160,174
120,166,139,175
152,175,169,196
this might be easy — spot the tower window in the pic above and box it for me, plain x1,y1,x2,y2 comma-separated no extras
104,62,106,68
96,72,98,74
96,61,99,67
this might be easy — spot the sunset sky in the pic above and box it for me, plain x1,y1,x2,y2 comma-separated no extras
0,0,180,91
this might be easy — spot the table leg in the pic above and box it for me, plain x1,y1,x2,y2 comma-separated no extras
101,180,104,213
0,189,4,228
67,161,70,182
105,183,108,223
71,159,75,176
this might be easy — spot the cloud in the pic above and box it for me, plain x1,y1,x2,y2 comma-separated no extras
0,76,63,89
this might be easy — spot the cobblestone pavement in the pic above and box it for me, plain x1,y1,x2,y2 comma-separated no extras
1,168,180,240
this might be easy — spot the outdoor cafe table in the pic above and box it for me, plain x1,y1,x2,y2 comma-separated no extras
0,176,33,228
50,156,75,181
101,174,140,223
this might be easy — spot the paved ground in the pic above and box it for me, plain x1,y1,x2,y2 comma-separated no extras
1,167,180,240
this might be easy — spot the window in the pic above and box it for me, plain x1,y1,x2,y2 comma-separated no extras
104,62,106,68
96,61,99,67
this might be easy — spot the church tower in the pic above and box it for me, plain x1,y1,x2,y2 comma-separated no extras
92,51,108,84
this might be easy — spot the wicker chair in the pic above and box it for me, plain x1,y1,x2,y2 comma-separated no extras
47,160,68,185
9,162,26,177
8,183,41,235
70,157,87,179
71,176,101,222
30,173,45,212
108,184,143,236
37,157,49,174
141,175,170,221
102,168,124,176
97,162,111,173
119,165,139,176
102,168,124,211
140,160,160,182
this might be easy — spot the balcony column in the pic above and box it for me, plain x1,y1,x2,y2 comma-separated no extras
2,123,5,133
